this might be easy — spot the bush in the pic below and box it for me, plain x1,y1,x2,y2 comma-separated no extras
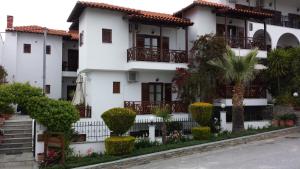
28,97,80,133
191,127,211,140
105,136,135,155
101,108,136,136
0,102,14,114
189,102,213,126
0,83,43,114
166,121,183,134
134,138,160,150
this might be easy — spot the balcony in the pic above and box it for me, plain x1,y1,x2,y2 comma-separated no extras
225,37,266,51
217,85,267,99
124,101,187,115
127,47,188,63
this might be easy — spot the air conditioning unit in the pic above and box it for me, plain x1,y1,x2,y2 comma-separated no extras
127,71,138,82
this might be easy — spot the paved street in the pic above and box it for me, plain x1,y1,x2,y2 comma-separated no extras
130,133,300,169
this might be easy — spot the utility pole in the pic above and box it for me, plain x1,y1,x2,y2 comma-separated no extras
42,27,47,95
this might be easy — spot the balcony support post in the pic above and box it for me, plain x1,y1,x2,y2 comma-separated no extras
132,23,136,61
244,19,248,49
160,25,163,61
225,15,228,44
185,27,189,62
263,20,267,50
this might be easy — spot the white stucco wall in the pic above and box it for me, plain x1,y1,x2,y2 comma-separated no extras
83,70,177,121
3,32,63,99
184,6,217,49
79,8,129,72
249,22,300,49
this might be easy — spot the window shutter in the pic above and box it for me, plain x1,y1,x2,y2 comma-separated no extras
113,82,120,94
164,83,172,102
141,83,149,102
102,29,112,43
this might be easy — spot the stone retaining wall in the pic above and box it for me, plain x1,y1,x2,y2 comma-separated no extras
76,127,300,169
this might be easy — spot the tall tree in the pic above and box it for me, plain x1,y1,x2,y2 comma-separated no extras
173,34,226,104
209,47,258,132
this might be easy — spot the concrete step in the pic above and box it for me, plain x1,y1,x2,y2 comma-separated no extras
4,120,32,126
0,147,32,154
3,129,32,134
0,142,32,149
4,133,32,139
3,124,32,130
0,160,37,169
2,137,32,144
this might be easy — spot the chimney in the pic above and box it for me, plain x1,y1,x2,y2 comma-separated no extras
7,15,13,29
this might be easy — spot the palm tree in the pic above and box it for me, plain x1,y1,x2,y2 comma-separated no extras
209,47,258,132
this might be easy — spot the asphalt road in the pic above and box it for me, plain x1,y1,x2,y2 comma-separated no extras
130,133,300,169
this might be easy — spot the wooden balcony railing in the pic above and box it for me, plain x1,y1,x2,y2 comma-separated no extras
217,85,267,99
225,37,266,51
124,101,188,115
127,47,188,63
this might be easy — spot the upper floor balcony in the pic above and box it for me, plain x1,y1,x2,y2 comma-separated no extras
126,21,190,71
127,47,188,63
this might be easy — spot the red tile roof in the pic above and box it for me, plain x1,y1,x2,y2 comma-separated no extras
68,30,79,40
68,1,193,26
174,0,273,18
6,25,79,40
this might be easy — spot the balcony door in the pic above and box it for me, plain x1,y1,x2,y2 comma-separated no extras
68,49,78,71
136,34,169,61
141,83,172,103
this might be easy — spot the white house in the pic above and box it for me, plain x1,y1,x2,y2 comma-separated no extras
2,16,79,100
67,1,193,121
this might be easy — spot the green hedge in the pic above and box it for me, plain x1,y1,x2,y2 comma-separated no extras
105,136,135,155
189,102,212,126
27,97,80,133
101,108,136,136
191,127,211,140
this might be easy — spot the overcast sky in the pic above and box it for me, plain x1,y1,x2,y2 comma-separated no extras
0,0,193,32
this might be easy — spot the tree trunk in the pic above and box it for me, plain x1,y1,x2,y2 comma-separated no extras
232,82,245,132
162,122,167,144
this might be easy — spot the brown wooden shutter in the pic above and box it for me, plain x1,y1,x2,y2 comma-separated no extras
164,83,172,102
102,29,112,43
113,82,120,94
163,37,169,50
136,35,144,48
141,83,149,101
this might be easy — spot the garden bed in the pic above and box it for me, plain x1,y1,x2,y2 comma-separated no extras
43,126,294,169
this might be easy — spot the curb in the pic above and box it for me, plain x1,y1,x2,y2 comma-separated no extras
75,127,300,169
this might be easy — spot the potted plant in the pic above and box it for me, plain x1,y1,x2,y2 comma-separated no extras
279,114,286,127
271,115,280,127
285,113,297,127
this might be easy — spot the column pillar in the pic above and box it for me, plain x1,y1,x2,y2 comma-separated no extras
220,111,227,131
148,124,156,142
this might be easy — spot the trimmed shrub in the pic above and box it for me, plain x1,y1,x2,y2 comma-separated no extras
189,102,213,126
101,108,136,136
105,136,135,155
0,102,14,114
191,127,211,140
27,97,80,133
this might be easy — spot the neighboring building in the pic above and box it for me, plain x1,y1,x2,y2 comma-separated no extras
0,33,4,65
2,16,79,100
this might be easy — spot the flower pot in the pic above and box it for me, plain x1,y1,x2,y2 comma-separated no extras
285,120,295,127
271,119,279,127
279,120,286,127
37,153,45,162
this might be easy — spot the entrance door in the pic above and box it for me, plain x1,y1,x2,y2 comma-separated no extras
68,50,78,71
141,83,172,103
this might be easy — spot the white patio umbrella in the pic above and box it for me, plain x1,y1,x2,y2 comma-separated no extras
72,74,85,105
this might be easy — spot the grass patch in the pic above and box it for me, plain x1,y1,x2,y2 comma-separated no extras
44,126,286,169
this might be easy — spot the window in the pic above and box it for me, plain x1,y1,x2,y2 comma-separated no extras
46,45,51,54
79,31,84,46
23,44,31,53
113,82,120,94
102,29,112,43
45,85,51,94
